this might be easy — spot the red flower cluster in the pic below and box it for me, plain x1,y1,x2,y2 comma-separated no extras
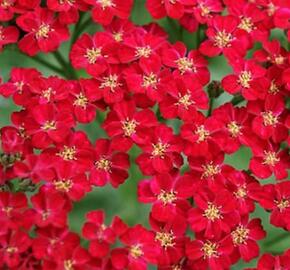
0,0,289,269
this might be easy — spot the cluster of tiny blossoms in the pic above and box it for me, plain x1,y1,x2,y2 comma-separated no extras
0,0,289,269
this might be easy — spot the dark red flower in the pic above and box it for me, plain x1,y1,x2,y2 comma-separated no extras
89,139,130,188
136,124,183,175
138,172,193,221
16,8,69,56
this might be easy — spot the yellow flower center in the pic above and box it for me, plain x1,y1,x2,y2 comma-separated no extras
97,0,115,9
1,0,14,8
54,179,73,193
203,202,222,221
85,47,102,64
232,225,249,245
2,206,13,216
113,31,123,42
95,157,112,171
227,121,241,137
269,80,280,94
157,190,177,205
234,185,247,199
129,244,143,259
195,125,210,143
262,111,278,126
155,231,175,250
135,46,152,58
142,72,159,88
176,92,194,109
73,93,88,108
36,23,52,39
175,57,195,74
262,151,280,166
57,146,77,161
42,120,57,131
121,118,138,137
238,17,255,33
64,260,74,270
202,162,221,179
199,3,210,16
238,71,252,88
276,199,290,212
100,74,121,92
214,30,233,48
6,246,18,254
42,87,55,101
151,141,169,158
201,241,219,258
273,55,284,65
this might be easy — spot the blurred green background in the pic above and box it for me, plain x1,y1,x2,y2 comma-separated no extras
0,0,289,268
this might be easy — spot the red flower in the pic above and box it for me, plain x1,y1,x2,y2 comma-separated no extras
150,217,187,266
69,79,103,123
33,226,79,260
248,96,288,143
29,75,70,104
159,76,208,121
250,182,290,230
13,154,55,183
45,161,91,201
47,0,87,24
42,242,90,270
16,8,69,56
83,0,133,25
118,30,166,64
248,139,289,180
0,67,41,102
254,39,288,67
229,217,266,262
181,112,222,157
31,189,70,228
188,188,239,239
146,0,186,19
186,237,233,270
111,225,158,270
226,0,268,43
0,230,31,268
43,130,93,173
24,104,75,148
224,170,260,216
82,210,116,258
89,139,130,188
212,102,253,154
125,56,171,102
199,15,249,58
136,124,183,175
257,249,290,270
0,25,19,51
0,0,15,21
221,58,267,100
0,192,30,234
103,99,158,151
191,0,223,24
138,172,193,221
162,42,210,85
93,65,126,104
70,32,118,77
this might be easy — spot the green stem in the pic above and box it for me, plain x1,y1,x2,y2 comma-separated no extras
207,97,214,116
26,54,67,78
52,51,77,79
231,95,245,106
71,16,92,47
264,231,290,247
